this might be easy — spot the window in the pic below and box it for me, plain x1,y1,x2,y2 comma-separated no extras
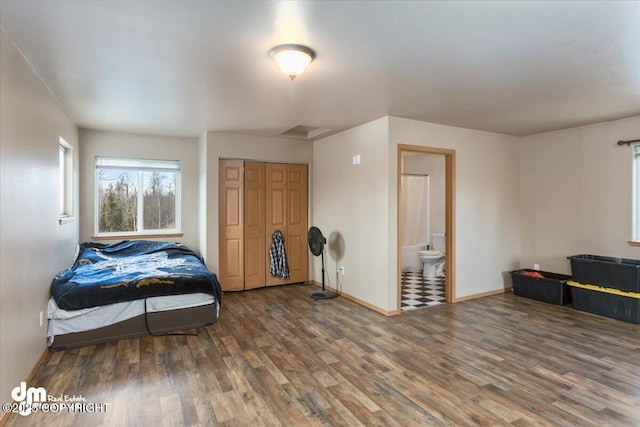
59,137,73,221
634,145,640,242
95,157,181,236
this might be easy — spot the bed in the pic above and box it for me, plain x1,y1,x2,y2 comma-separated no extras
47,240,222,351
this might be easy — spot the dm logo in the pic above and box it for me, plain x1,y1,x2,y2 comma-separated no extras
11,382,46,416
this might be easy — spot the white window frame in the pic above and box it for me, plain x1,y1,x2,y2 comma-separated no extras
59,137,74,222
94,156,182,237
633,145,640,242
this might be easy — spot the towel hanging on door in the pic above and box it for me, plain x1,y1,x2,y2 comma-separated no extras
270,230,290,279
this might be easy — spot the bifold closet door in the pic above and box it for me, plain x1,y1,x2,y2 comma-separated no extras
244,161,265,289
286,164,308,284
266,163,288,286
265,163,308,286
219,160,244,291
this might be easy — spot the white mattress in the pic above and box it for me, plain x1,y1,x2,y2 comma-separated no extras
47,293,217,339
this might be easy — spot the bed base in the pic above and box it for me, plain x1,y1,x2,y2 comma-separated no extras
49,302,218,351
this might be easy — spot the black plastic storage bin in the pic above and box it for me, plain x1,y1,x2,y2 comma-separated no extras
568,281,640,324
510,269,572,305
568,254,640,293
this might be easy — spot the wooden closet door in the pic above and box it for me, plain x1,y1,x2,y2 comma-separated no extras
286,164,308,284
265,163,288,286
244,161,265,289
266,163,308,286
219,160,244,291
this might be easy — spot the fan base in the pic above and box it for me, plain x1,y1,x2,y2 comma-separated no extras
310,290,338,299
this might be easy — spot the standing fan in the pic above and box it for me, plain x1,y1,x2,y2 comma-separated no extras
308,226,338,299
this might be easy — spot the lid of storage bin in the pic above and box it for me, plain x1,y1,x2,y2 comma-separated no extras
568,254,640,267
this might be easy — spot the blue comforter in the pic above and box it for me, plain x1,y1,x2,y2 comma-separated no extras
51,240,222,311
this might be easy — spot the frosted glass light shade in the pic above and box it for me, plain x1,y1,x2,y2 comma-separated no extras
270,44,315,80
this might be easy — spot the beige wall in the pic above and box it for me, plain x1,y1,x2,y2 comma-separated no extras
78,129,200,251
390,117,522,304
313,117,391,310
313,116,521,311
389,117,521,298
520,116,640,274
204,131,313,273
0,30,79,406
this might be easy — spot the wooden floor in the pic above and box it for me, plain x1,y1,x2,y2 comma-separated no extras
6,284,640,426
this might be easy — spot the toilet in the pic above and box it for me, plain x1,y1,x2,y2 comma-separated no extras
418,233,446,278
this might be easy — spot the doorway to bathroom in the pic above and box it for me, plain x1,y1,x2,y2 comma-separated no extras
397,145,455,312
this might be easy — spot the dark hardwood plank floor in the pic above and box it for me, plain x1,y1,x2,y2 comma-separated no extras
6,284,640,426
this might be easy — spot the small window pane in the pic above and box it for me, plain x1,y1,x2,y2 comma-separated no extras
59,145,66,216
97,169,138,233
142,171,177,230
635,148,640,240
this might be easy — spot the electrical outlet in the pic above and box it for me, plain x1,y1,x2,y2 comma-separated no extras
533,264,540,271
39,310,44,327
338,266,345,275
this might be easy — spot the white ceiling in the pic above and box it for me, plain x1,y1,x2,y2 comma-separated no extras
1,1,639,139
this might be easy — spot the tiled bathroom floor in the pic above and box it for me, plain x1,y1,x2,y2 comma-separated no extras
401,271,446,311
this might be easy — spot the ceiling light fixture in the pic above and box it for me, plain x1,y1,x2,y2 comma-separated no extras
269,44,315,81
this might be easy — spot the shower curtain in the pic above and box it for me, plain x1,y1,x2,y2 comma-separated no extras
401,175,428,246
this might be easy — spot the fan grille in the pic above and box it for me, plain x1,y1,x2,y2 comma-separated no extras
308,226,325,256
